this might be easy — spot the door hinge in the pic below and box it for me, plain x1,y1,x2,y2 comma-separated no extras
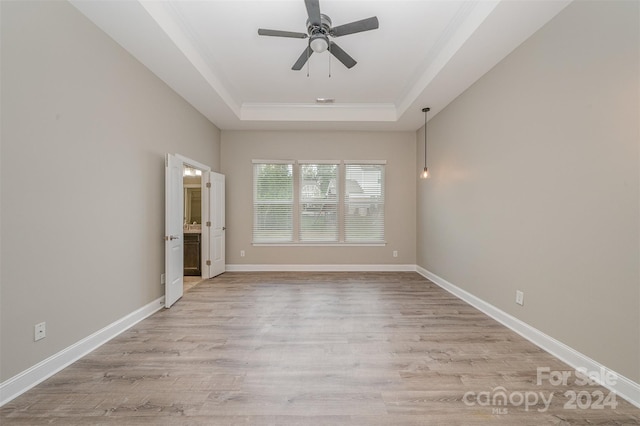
206,221,211,227
206,182,211,188
206,260,211,266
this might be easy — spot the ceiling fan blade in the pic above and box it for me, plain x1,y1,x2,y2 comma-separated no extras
258,29,308,39
329,41,356,69
331,16,379,37
292,46,313,70
305,0,322,27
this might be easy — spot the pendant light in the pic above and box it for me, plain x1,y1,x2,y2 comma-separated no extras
420,107,431,179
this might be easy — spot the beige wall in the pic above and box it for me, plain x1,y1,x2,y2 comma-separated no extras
417,0,639,381
0,1,220,380
221,130,416,266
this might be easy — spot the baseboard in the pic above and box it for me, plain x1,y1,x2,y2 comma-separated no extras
225,264,417,272
0,296,165,407
416,266,640,409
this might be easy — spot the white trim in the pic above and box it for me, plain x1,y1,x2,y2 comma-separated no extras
226,264,416,272
252,243,386,247
344,160,387,165
298,160,340,165
416,266,640,409
252,159,294,164
175,154,210,172
240,103,396,123
0,296,165,407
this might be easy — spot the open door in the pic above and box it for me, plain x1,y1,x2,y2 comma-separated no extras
204,171,226,278
164,153,184,307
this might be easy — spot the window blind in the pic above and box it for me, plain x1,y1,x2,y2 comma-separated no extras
299,163,339,242
253,162,294,243
344,164,385,243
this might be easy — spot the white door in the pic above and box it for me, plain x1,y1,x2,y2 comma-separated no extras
165,154,184,307
205,171,225,278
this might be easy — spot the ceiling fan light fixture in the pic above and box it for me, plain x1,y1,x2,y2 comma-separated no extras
309,33,328,53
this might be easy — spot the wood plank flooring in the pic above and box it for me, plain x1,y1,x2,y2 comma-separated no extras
2,272,639,425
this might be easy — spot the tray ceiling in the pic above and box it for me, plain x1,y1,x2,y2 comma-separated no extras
71,0,571,131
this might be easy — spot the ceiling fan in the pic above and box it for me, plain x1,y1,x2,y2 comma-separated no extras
258,0,379,71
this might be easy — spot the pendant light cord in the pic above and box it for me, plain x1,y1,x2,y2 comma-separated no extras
422,107,430,170
424,110,427,167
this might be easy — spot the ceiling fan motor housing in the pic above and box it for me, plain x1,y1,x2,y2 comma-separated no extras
307,13,332,35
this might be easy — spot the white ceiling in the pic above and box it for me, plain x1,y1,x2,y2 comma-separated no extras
70,0,571,131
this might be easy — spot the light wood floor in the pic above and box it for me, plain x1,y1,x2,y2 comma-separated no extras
183,275,204,293
2,272,639,425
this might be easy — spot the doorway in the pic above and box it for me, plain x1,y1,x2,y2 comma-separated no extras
165,153,226,308
183,165,203,292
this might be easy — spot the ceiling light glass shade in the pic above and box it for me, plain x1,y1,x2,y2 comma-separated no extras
310,35,328,53
420,167,430,179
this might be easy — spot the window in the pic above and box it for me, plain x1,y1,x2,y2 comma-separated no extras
253,162,293,243
300,162,339,242
344,163,384,243
253,160,385,245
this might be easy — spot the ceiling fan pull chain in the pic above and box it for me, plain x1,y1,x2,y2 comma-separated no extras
328,43,332,78
306,41,311,77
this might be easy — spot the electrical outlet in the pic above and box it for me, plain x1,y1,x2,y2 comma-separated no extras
393,250,398,258
515,290,524,306
160,273,166,285
34,322,46,341
240,250,245,257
